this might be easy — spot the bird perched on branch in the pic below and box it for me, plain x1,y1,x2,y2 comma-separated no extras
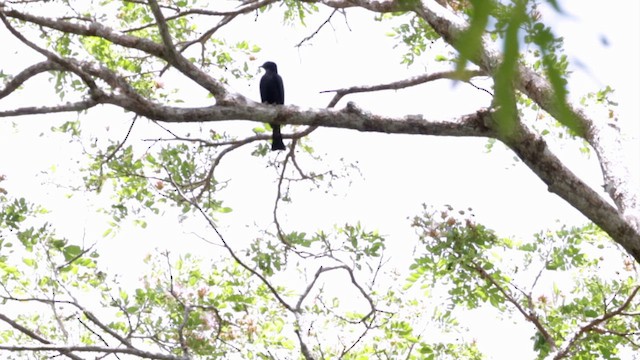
259,61,286,151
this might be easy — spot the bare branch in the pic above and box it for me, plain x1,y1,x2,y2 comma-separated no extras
296,265,329,311
321,69,486,107
101,116,137,165
0,100,97,116
75,316,112,350
296,8,339,47
124,0,277,33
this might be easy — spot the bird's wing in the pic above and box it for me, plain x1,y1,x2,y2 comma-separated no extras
276,74,284,104
259,75,268,103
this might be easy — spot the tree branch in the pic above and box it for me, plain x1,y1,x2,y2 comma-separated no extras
0,313,84,360
299,0,640,263
553,285,640,359
0,344,186,360
165,171,297,313
147,0,179,61
0,12,99,93
0,7,232,100
504,120,640,262
296,8,339,47
124,0,276,33
0,100,97,116
0,61,64,99
321,69,486,107
410,0,640,247
471,263,557,352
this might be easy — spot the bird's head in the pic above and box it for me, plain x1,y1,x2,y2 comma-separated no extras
261,61,278,73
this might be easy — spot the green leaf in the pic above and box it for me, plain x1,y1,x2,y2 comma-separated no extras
584,309,598,318
22,258,36,267
455,0,494,72
63,245,82,262
493,1,527,138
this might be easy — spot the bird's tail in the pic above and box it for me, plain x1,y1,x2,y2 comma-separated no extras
271,123,286,151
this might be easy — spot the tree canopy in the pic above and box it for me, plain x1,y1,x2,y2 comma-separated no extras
0,0,638,359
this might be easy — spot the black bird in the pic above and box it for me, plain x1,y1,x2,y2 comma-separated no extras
259,61,286,151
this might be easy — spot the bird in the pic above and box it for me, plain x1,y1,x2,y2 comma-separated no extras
259,61,286,151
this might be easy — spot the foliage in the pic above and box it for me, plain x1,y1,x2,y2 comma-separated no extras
0,0,638,359
409,206,639,359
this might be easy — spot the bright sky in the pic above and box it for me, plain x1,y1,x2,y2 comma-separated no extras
0,0,639,358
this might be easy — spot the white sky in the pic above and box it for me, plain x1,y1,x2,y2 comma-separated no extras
0,0,639,358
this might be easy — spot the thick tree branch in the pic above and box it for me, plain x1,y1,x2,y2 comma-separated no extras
298,0,640,262
504,120,640,262
0,61,64,99
412,0,640,237
2,58,638,262
0,12,100,93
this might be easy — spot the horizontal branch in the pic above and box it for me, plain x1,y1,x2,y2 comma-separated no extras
0,345,185,360
0,100,97,116
321,69,486,107
107,97,497,138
